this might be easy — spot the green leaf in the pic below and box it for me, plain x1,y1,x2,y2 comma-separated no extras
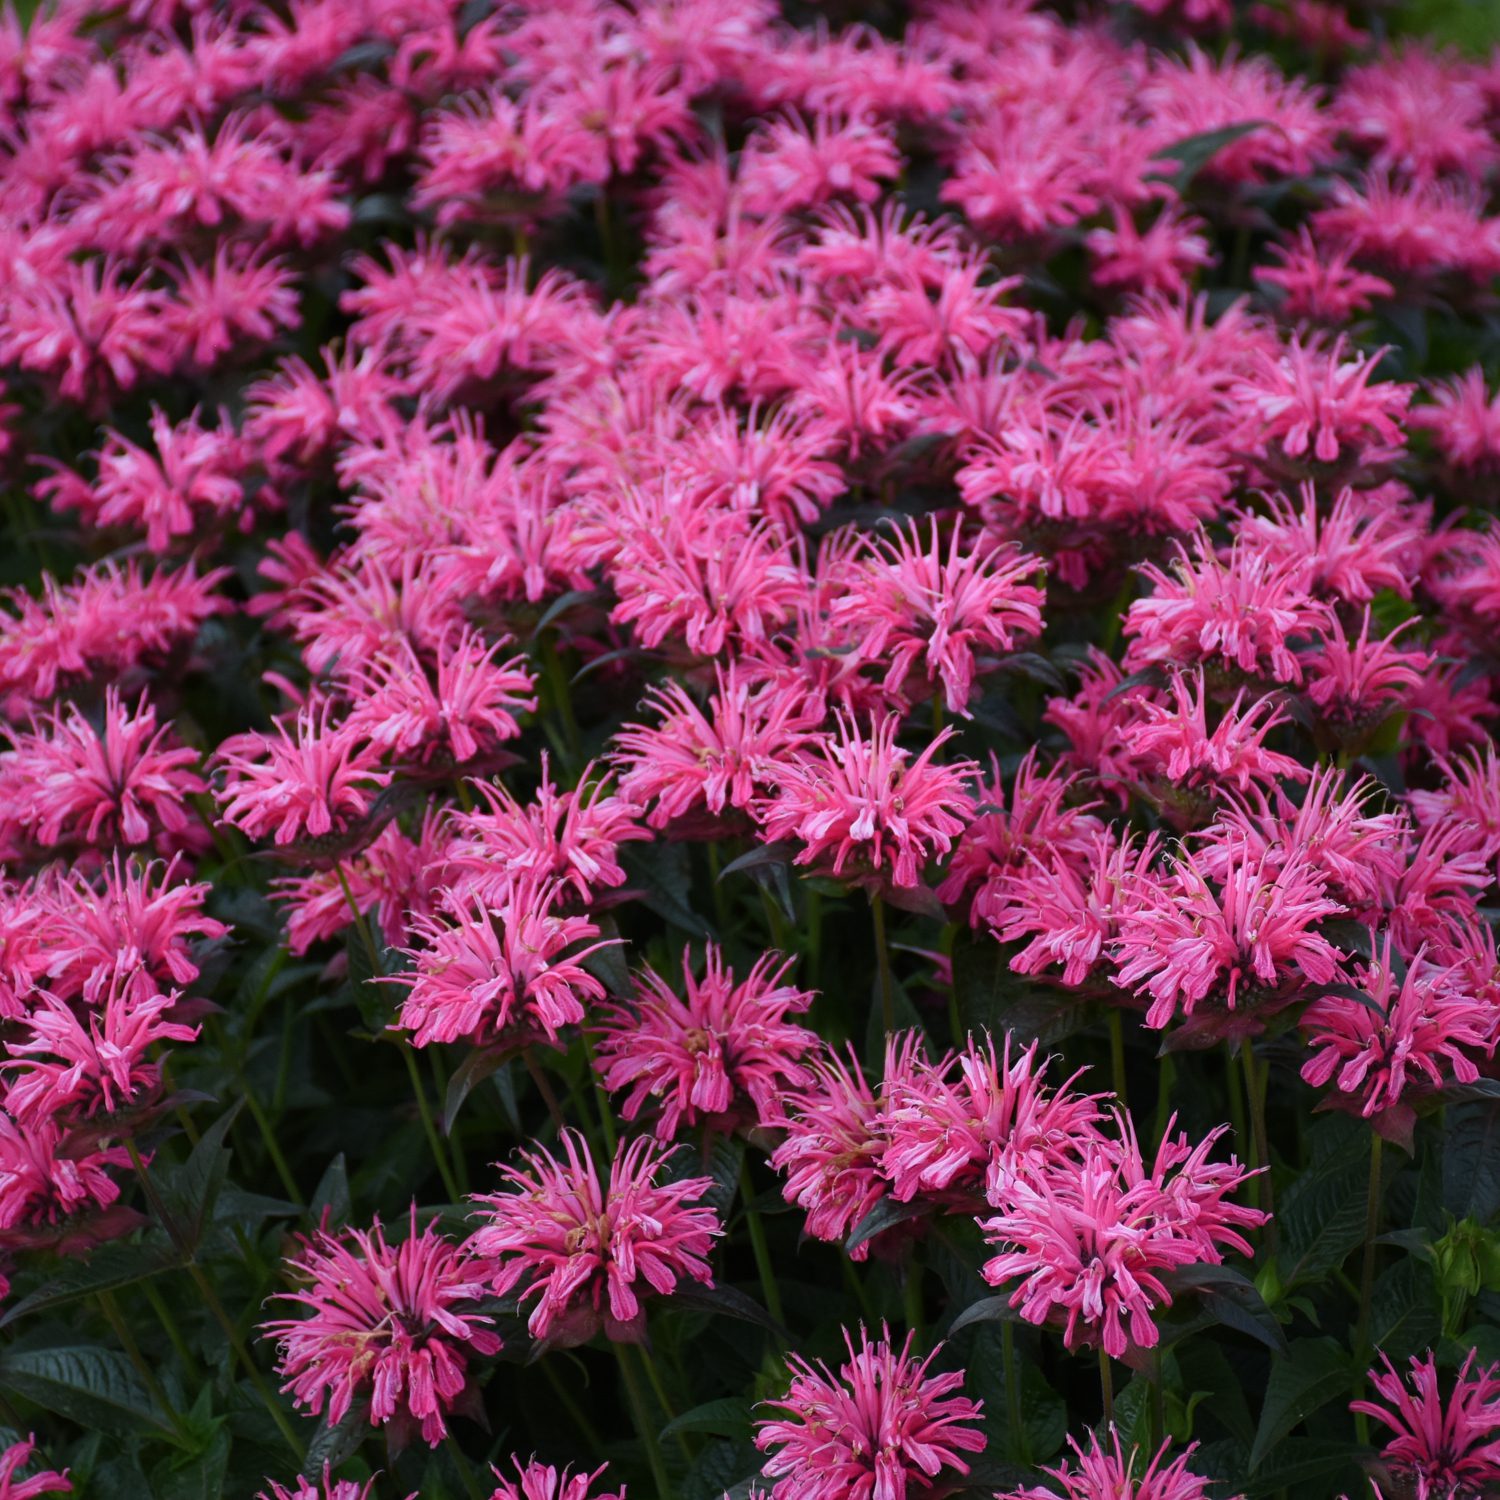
1148,121,1270,190
662,1396,754,1442
0,1345,173,1436
1280,1135,1373,1287
1444,1100,1500,1223
951,934,1097,1048
621,843,713,939
305,1399,370,1474
659,1281,782,1334
1371,1258,1442,1360
948,1295,1025,1336
1161,1264,1287,1355
310,1154,351,1230
156,1103,245,1252
151,1429,230,1500
1248,1337,1350,1472
845,1196,928,1254
0,1238,185,1327
443,1047,512,1136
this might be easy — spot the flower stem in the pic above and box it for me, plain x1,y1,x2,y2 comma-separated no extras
1098,1346,1114,1426
126,1141,306,1461
444,1430,485,1500
740,1158,785,1330
871,892,894,1037
400,1039,464,1202
1003,1319,1028,1463
1241,1041,1277,1247
543,1355,604,1450
1108,1008,1128,1110
523,1045,568,1136
1356,1132,1383,1358
142,1278,199,1379
97,1290,177,1431
616,1342,675,1500
579,1028,618,1155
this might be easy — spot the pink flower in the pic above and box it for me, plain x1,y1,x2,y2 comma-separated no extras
469,1130,721,1346
264,1208,500,1447
1255,228,1392,323
754,1325,985,1500
0,687,206,853
2,973,198,1124
998,1430,1234,1500
594,944,817,1139
739,111,901,217
1086,204,1214,300
391,879,615,1050
258,1467,387,1500
213,705,390,850
1301,936,1494,1122
1113,839,1345,1031
0,1115,130,1233
980,1118,1263,1358
1413,367,1500,472
1351,1351,1500,1500
0,1437,70,1499
832,519,1045,715
614,664,822,829
485,1457,623,1500
756,713,976,890
882,1032,1104,1205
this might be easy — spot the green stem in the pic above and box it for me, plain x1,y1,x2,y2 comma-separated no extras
1150,1346,1166,1451
1153,1052,1176,1149
401,1040,464,1202
616,1343,674,1500
706,841,730,935
579,1028,618,1156
1099,1346,1115,1427
871,893,894,1038
542,1356,604,1449
244,1075,303,1205
445,1430,485,1500
1356,1132,1383,1358
142,1279,199,1379
126,1143,306,1461
741,1159,785,1329
902,1258,923,1338
523,1046,567,1136
336,864,381,977
97,1291,177,1429
639,1341,688,1462
1003,1319,1028,1463
540,632,581,767
1241,1042,1277,1247
1108,1008,1128,1110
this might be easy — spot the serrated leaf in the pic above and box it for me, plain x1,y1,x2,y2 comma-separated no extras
0,1345,173,1436
1370,1258,1441,1360
1280,1135,1373,1288
443,1047,511,1136
621,843,713,939
951,934,1096,1048
0,1238,184,1327
1162,1263,1287,1356
662,1396,754,1441
668,1281,782,1333
1248,1337,1349,1471
151,1428,230,1500
157,1102,244,1251
305,1399,370,1473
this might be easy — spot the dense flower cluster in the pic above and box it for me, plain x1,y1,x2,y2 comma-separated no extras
0,0,1496,1496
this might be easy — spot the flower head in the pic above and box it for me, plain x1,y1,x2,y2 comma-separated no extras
997,1430,1232,1500
263,1208,500,1447
469,1131,721,1346
755,1325,985,1500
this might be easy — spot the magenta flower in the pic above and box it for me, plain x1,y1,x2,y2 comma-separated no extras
997,1430,1235,1500
0,1437,70,1500
1301,936,1494,1129
594,944,817,1139
1113,840,1345,1032
258,1469,387,1500
263,1207,501,1448
214,704,390,850
469,1130,721,1347
980,1119,1263,1358
1351,1351,1500,1500
883,1032,1104,1206
0,688,206,853
485,1457,624,1500
754,1325,985,1500
391,879,615,1050
0,1115,131,1234
833,518,1044,715
757,713,976,890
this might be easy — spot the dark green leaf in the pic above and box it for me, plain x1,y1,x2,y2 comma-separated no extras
157,1102,245,1252
621,843,713,939
1281,1135,1373,1287
151,1429,230,1500
310,1153,351,1230
1248,1337,1349,1471
305,1399,370,1473
948,1295,1024,1336
443,1047,512,1136
952,934,1097,1048
663,1281,782,1333
845,1197,928,1253
662,1397,754,1441
0,1239,184,1327
0,1345,173,1436
1446,1100,1500,1222
1148,121,1270,190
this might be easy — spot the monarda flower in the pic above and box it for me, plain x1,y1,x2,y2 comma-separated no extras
593,944,817,1139
485,1457,624,1500
1113,840,1345,1033
391,880,615,1050
831,518,1044,715
468,1130,721,1347
754,1325,986,1500
613,665,822,829
0,1437,70,1499
979,1119,1263,1358
1301,936,1494,1137
1351,1351,1500,1500
258,1469,386,1500
263,1208,500,1448
997,1430,1238,1500
756,713,976,891
213,704,390,851
882,1032,1104,1205
0,688,206,854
